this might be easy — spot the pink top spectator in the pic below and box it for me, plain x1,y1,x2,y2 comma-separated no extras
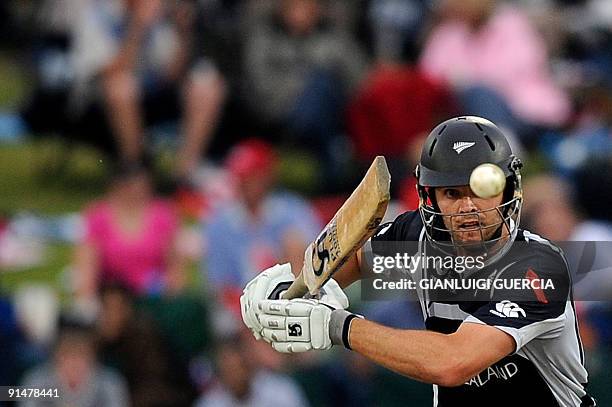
420,5,570,126
84,200,179,294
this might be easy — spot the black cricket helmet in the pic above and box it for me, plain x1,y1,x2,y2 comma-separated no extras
414,116,523,265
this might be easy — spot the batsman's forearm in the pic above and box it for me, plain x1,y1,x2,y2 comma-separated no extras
348,318,467,386
332,252,362,289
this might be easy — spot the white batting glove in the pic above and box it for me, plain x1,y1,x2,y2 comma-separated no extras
240,263,350,340
257,298,361,353
240,263,295,339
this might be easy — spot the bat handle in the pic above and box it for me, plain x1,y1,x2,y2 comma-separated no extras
282,272,309,299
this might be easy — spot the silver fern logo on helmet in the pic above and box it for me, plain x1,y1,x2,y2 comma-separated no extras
453,142,476,154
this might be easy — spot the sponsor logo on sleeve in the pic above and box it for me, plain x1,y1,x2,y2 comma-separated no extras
489,300,526,318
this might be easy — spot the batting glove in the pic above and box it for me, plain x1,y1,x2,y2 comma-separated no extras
257,298,361,353
240,263,349,340
241,263,294,339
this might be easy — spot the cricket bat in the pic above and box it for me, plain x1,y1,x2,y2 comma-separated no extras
282,156,390,299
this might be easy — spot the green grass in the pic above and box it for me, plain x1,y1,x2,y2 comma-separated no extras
278,148,320,194
0,244,72,295
0,140,107,294
0,53,30,108
0,140,108,215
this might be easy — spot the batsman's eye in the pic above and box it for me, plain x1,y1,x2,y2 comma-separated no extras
443,189,461,199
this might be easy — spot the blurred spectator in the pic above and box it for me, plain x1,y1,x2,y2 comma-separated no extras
522,173,612,241
572,161,612,341
19,318,129,407
70,0,225,181
0,286,63,388
323,352,376,406
203,140,319,314
347,37,454,193
0,0,15,48
243,0,366,123
97,283,196,407
555,0,612,86
348,43,453,163
13,284,60,349
193,0,247,86
367,0,429,62
420,0,571,141
541,81,612,176
522,175,581,241
241,0,367,183
73,160,186,303
573,159,612,239
194,333,309,407
0,297,28,387
20,0,80,141
138,292,212,371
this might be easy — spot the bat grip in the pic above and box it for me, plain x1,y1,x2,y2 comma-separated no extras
282,272,309,299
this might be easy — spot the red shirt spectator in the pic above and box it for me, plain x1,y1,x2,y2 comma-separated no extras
348,64,453,161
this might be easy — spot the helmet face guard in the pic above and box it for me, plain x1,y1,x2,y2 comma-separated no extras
415,116,523,268
417,165,522,267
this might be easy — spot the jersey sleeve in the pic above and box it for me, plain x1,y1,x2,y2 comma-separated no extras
463,300,567,353
462,246,571,353
370,210,422,247
360,211,423,277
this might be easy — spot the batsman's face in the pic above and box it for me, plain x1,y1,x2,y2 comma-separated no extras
434,185,505,243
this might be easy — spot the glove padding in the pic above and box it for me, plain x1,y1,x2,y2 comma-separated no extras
257,298,334,353
240,263,349,340
241,264,294,339
257,299,359,353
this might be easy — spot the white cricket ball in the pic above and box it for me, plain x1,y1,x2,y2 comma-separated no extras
469,163,506,198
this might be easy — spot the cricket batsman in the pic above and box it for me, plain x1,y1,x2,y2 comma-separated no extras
240,116,596,406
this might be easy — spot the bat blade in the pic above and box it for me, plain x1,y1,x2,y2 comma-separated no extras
283,156,390,299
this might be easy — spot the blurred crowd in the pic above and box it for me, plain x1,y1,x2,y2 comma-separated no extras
1,0,611,405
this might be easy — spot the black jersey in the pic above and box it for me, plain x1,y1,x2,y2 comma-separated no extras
367,211,594,407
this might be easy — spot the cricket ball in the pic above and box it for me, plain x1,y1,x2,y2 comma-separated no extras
469,163,506,198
